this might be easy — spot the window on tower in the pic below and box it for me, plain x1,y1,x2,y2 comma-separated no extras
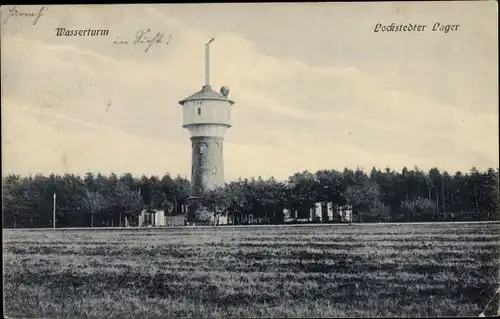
198,108,201,115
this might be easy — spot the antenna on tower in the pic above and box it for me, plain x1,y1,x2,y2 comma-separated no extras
205,38,214,87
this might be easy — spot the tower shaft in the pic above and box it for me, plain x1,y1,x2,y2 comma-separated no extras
190,136,224,195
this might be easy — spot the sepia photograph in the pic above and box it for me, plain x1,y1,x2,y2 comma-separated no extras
2,2,499,318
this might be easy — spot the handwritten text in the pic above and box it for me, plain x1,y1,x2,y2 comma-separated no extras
113,29,172,53
3,5,48,26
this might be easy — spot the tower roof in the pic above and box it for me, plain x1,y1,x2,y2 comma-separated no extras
178,85,235,105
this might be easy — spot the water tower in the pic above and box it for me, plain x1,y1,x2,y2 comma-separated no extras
178,39,235,221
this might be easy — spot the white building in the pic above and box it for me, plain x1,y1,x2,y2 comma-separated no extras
285,202,353,223
138,209,186,227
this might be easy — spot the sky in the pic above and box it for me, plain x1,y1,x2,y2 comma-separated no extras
1,2,498,181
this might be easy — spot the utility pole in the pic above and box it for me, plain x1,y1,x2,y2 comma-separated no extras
53,193,56,231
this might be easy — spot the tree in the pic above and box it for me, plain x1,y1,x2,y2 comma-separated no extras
171,175,191,214
441,171,451,220
287,171,318,220
198,186,230,225
344,182,389,222
252,177,287,223
112,182,143,226
84,172,95,191
139,175,152,208
401,198,437,222
483,168,500,220
427,167,442,219
82,190,106,228
315,170,344,204
223,179,254,225
119,173,136,189
466,167,482,219
2,175,38,228
413,166,426,200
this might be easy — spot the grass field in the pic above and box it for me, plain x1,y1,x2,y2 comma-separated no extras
3,222,500,318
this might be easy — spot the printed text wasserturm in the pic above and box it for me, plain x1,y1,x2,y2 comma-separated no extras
55,28,109,36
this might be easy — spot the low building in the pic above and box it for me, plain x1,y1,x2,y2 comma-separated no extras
210,214,229,225
285,202,352,223
138,209,186,227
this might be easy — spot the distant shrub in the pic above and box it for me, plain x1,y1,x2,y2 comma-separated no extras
401,199,438,221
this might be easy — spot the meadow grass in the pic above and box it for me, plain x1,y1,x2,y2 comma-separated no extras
3,222,500,318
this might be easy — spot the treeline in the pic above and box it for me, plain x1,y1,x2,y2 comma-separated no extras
2,173,190,228
198,166,500,224
2,166,499,228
